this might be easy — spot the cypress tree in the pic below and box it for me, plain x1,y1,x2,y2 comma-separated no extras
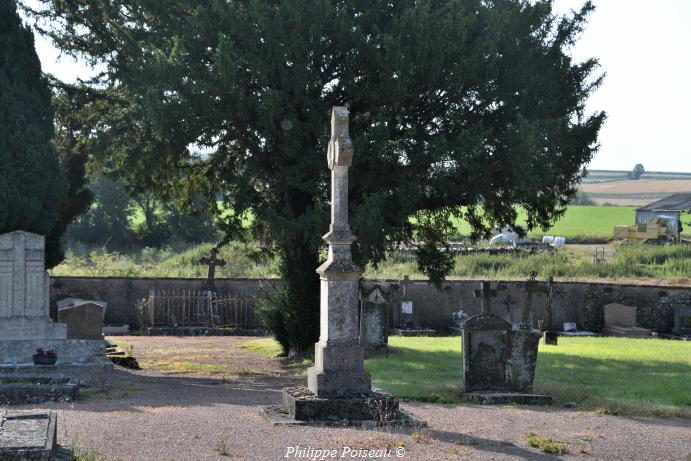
0,0,67,265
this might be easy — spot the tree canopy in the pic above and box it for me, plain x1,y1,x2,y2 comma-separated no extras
1,0,66,265
27,0,605,353
631,163,645,180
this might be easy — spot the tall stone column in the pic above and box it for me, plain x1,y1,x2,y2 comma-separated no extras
307,106,371,397
267,108,411,425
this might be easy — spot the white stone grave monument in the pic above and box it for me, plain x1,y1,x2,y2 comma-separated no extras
0,231,108,367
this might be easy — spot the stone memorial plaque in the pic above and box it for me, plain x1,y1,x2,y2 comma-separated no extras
401,300,413,315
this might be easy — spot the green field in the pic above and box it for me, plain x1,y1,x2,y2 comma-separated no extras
128,202,688,244
452,205,641,242
241,336,691,418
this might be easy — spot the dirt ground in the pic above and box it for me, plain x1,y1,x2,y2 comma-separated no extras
12,336,691,461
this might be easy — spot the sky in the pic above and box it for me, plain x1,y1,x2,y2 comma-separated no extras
29,0,691,173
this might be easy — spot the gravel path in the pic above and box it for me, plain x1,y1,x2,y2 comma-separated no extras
10,336,690,461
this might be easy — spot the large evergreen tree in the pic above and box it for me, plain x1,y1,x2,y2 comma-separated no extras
28,0,605,353
0,0,66,266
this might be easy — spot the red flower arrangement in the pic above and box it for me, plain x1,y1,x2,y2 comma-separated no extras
34,348,57,357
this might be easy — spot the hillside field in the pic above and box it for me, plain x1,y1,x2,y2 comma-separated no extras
580,179,691,206
583,170,691,183
454,205,636,242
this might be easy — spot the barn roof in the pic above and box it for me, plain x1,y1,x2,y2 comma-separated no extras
637,192,691,212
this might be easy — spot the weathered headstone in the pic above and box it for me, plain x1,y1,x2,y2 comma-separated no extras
265,107,412,425
359,286,388,355
57,298,107,321
461,281,550,405
602,303,652,338
58,303,104,340
462,314,512,392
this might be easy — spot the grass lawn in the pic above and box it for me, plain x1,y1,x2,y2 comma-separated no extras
242,336,691,417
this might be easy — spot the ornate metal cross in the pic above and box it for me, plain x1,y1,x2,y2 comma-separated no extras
199,247,226,292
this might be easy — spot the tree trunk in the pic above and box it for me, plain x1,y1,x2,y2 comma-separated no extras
279,235,321,356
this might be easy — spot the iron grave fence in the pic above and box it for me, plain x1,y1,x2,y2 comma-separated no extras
144,289,266,335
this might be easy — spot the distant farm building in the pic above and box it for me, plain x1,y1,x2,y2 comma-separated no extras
635,192,691,241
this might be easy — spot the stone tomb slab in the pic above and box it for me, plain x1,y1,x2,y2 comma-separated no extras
602,303,652,338
462,392,552,406
0,410,57,461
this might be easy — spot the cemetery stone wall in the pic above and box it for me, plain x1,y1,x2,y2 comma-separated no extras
50,276,688,333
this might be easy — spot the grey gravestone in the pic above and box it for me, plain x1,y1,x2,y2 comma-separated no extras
58,302,104,340
359,286,388,354
462,314,512,392
57,298,107,321
673,305,691,336
461,282,550,404
0,410,57,461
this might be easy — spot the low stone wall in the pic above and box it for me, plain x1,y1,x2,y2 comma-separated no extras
50,276,690,334
362,279,690,334
50,277,278,329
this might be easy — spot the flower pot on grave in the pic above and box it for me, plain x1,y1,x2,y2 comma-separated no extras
32,354,57,366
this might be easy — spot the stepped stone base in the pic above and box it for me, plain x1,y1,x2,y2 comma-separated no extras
0,339,108,366
261,387,424,427
0,317,67,341
462,392,552,405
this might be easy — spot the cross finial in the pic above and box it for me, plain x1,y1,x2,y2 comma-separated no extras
327,106,353,169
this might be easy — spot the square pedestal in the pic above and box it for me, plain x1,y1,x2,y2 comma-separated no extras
261,387,424,427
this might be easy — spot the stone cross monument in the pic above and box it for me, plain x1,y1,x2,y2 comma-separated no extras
307,106,371,397
269,107,404,425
